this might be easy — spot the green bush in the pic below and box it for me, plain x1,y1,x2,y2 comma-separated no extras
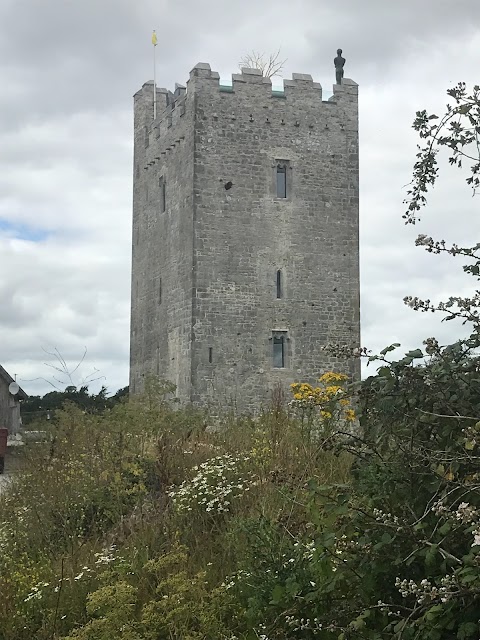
2,361,479,639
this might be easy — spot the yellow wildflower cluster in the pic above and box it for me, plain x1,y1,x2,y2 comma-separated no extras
250,434,272,465
344,409,356,422
290,380,344,406
291,382,321,403
318,372,348,384
290,372,355,423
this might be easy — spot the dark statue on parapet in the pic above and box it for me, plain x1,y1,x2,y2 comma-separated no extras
334,48,345,85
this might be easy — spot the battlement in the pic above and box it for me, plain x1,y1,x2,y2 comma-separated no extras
134,62,358,167
187,62,357,103
135,64,358,128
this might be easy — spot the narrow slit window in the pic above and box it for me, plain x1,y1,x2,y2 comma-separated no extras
159,176,166,212
273,335,285,368
276,165,287,198
159,278,162,304
208,347,213,363
276,269,282,299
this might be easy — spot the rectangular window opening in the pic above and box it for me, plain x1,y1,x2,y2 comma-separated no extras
208,347,213,363
273,334,286,368
159,176,166,212
276,269,282,299
276,165,287,198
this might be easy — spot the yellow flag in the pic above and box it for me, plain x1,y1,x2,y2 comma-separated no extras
152,30,157,46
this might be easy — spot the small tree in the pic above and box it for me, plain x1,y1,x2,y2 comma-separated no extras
21,346,105,392
402,84,480,332
19,347,116,424
404,82,480,225
238,48,287,78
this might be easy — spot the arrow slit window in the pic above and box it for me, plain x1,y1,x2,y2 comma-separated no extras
276,269,282,298
159,176,166,212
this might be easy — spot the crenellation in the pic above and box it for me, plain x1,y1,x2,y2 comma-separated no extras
188,62,221,87
291,72,312,82
155,87,171,111
241,67,263,76
138,69,358,155
332,78,358,100
233,67,272,85
174,83,186,98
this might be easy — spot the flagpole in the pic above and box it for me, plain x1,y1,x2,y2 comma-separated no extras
152,30,157,120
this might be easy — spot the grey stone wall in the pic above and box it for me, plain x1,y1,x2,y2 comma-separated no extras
130,80,195,400
130,64,360,412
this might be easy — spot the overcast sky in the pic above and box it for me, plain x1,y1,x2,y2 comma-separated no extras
1,0,479,396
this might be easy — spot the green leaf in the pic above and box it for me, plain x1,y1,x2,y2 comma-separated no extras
380,343,401,355
304,590,317,602
269,583,285,604
436,464,446,477
406,554,417,566
285,579,300,597
460,573,478,584
425,604,444,621
320,532,336,548
377,366,393,378
394,620,406,633
458,622,478,639
405,349,424,359
349,613,368,631
425,543,438,565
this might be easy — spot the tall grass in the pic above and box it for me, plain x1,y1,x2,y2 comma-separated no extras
0,378,352,640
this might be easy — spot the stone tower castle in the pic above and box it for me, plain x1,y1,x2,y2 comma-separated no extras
130,62,360,411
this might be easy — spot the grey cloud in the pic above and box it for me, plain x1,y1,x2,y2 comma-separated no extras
2,0,478,124
1,0,480,396
302,0,480,84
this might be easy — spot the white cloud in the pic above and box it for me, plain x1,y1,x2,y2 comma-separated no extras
1,0,479,395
